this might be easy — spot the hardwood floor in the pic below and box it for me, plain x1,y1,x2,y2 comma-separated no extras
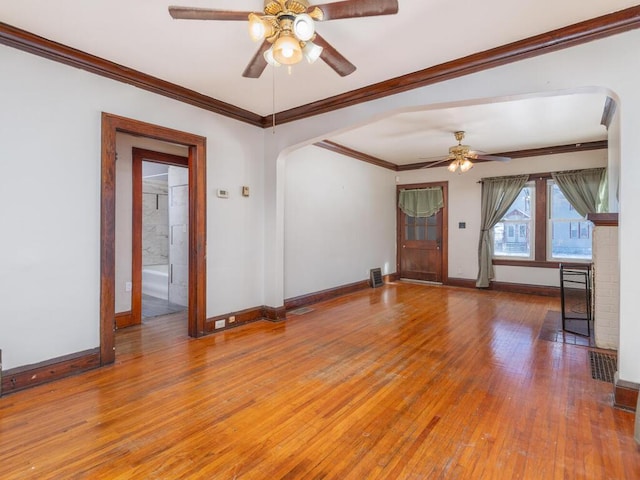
1,282,637,479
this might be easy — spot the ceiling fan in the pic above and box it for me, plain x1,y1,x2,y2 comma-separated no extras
168,0,399,78
423,131,511,173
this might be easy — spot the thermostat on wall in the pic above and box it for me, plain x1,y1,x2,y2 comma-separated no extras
217,189,229,198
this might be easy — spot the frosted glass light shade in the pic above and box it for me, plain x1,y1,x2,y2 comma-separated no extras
273,33,303,65
460,159,474,172
293,14,315,41
263,46,281,67
302,41,323,63
248,13,272,42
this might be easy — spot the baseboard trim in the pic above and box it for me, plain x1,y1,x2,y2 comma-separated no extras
285,280,367,311
205,306,265,333
1,348,101,396
445,277,560,297
263,305,287,322
115,310,137,329
614,377,639,412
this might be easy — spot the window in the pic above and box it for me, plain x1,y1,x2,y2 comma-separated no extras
493,183,534,259
492,178,593,265
548,181,592,260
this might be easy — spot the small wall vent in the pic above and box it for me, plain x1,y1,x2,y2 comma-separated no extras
370,268,384,288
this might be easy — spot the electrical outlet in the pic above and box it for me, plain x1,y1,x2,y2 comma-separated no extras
229,315,236,323
214,319,226,329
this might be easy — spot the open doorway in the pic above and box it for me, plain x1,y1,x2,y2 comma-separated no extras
131,148,190,323
100,113,207,366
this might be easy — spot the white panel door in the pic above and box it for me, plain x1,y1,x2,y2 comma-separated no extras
168,166,189,307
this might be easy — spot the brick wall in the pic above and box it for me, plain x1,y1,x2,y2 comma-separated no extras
592,226,619,350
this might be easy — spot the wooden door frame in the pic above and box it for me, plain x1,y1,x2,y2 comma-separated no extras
396,181,449,283
132,148,189,326
101,113,207,365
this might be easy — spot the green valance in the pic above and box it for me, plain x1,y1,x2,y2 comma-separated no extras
398,187,444,218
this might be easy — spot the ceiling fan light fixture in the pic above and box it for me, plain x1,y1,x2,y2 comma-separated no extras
263,46,281,67
302,40,323,63
460,159,474,172
447,161,458,173
293,13,315,41
273,32,303,65
248,13,271,42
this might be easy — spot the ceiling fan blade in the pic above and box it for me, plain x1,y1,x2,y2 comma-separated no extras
313,33,356,76
472,154,512,162
421,158,452,168
242,41,271,78
168,6,252,21
310,0,398,20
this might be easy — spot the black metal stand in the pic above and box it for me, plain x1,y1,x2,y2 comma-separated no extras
559,263,592,337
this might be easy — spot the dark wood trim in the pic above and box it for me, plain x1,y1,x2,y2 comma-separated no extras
534,177,547,262
131,147,189,327
115,310,136,329
4,8,639,128
271,7,640,125
396,182,449,284
398,141,608,171
131,153,143,326
0,22,263,127
614,378,639,412
494,141,608,160
263,306,287,322
285,280,370,311
444,277,560,297
489,281,560,297
445,277,477,289
601,97,617,129
101,113,207,366
314,140,398,171
132,148,189,167
284,273,399,311
204,306,265,334
493,259,561,269
1,348,100,395
587,213,619,226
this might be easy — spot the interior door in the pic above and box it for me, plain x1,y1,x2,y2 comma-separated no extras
399,209,443,282
168,165,189,307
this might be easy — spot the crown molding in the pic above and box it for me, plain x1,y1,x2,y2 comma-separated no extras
271,6,640,126
320,140,607,172
0,22,263,127
314,140,398,170
1,6,639,128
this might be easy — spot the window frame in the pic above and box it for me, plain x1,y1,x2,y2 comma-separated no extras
492,173,593,269
492,181,535,261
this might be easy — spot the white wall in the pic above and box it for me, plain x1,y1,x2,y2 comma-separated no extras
0,45,265,370
396,150,607,286
264,30,640,384
284,146,396,299
114,134,188,313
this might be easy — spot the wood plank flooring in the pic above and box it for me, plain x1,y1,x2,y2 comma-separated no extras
1,282,638,479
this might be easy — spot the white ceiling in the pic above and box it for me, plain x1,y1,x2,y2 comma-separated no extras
1,0,630,164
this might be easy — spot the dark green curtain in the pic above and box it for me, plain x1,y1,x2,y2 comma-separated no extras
476,175,529,288
398,187,444,218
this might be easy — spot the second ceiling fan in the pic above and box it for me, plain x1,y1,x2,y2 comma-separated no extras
169,0,399,78
424,131,511,173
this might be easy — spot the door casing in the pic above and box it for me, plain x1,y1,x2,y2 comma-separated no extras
101,113,207,365
131,148,189,326
396,181,449,283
